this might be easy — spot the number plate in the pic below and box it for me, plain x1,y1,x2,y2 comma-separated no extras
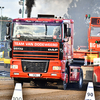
29,74,41,77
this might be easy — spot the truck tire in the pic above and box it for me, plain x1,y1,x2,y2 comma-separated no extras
93,73,97,82
58,68,68,90
63,76,67,90
78,68,83,89
14,78,23,87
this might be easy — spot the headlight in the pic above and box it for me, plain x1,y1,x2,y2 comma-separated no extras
11,65,18,69
53,66,61,70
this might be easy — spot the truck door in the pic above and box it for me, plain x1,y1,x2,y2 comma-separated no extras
63,23,72,61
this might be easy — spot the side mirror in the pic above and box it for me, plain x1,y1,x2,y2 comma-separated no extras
6,23,10,27
6,35,10,40
6,23,10,40
67,28,71,37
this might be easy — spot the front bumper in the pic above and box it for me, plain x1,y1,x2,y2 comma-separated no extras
10,71,62,80
10,59,62,80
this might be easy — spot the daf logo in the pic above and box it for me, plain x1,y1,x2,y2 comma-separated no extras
14,47,23,50
48,48,58,51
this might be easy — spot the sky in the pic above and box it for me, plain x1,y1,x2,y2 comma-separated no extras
0,0,27,18
0,0,21,18
0,0,73,19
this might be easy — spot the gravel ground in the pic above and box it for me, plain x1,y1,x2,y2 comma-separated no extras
0,80,86,100
0,63,100,100
0,79,100,100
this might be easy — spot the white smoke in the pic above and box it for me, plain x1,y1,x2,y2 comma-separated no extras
31,0,73,18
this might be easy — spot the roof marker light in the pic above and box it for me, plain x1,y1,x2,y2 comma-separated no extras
26,20,32,22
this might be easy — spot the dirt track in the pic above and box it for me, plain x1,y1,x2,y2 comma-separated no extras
0,79,86,100
0,63,100,100
0,79,100,100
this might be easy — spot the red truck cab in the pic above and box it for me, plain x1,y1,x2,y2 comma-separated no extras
6,15,82,89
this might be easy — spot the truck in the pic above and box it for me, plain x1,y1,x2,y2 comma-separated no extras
74,16,100,84
6,14,83,90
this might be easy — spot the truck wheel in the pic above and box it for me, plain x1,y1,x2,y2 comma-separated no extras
78,68,83,89
93,73,97,82
63,78,67,90
14,78,23,87
58,68,68,90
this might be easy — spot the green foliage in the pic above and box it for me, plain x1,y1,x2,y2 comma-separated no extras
0,16,12,41
0,16,12,20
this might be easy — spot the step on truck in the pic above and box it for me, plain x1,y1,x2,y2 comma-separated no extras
6,14,83,90
74,15,100,85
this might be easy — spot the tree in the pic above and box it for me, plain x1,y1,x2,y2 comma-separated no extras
0,16,12,41
25,0,35,18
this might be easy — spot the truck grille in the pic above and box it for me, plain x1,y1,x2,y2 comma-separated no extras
21,60,49,73
13,47,59,59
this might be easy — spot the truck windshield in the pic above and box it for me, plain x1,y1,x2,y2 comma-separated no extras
91,27,100,37
13,22,61,40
